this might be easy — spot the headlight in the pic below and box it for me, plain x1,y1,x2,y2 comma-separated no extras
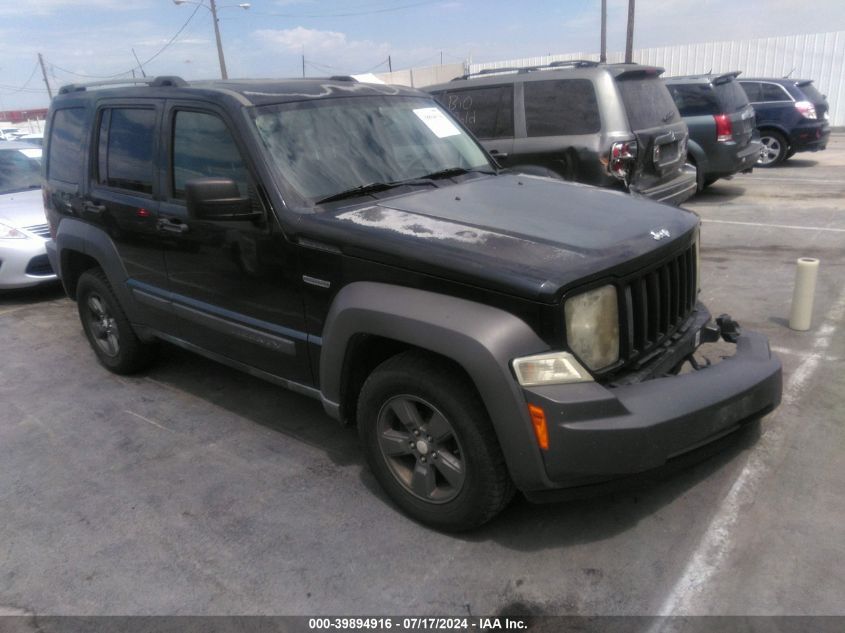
564,284,619,370
0,221,27,239
512,351,593,387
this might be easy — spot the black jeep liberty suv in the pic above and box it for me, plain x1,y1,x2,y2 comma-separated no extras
43,76,782,531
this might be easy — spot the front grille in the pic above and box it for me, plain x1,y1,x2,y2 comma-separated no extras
25,254,54,276
620,244,697,364
23,223,50,238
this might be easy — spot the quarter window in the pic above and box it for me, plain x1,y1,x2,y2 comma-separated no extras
525,79,601,136
760,83,791,102
97,108,156,194
47,107,86,184
435,86,514,139
172,111,249,198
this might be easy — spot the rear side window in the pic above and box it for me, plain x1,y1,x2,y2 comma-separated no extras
97,108,156,194
667,84,718,116
171,110,249,198
713,80,750,113
47,107,86,184
524,79,600,136
760,83,791,102
435,85,514,139
616,77,680,130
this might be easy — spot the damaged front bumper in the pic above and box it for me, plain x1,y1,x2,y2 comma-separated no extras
520,309,782,497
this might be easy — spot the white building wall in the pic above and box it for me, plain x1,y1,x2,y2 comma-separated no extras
466,30,845,126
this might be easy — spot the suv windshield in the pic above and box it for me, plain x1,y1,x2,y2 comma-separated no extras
0,148,42,195
616,77,680,130
714,79,750,113
252,96,492,205
797,82,826,103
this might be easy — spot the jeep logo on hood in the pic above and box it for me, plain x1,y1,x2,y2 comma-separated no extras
650,228,671,240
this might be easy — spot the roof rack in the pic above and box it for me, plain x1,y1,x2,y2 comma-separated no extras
58,75,188,95
453,59,601,81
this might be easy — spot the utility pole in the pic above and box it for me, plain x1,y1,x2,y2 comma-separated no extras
209,0,228,79
388,55,392,72
624,0,635,64
600,0,607,63
38,53,53,100
132,48,147,77
301,53,305,78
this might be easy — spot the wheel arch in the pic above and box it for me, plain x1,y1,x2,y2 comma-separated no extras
686,138,708,172
319,282,553,491
54,218,143,327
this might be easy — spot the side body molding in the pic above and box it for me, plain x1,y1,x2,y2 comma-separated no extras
319,282,553,490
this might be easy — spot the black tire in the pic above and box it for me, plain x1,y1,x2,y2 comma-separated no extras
758,130,788,167
702,177,719,189
76,269,158,374
785,147,797,160
357,351,515,531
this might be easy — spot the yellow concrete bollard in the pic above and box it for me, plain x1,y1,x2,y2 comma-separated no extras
788,258,820,331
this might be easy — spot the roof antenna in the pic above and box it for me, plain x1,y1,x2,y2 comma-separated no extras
784,67,795,78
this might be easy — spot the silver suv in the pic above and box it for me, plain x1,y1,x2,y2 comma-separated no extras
427,61,697,205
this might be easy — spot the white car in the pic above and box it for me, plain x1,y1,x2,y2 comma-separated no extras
0,142,56,289
16,132,43,147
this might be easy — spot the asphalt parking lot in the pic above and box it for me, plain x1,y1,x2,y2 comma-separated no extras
1,135,844,618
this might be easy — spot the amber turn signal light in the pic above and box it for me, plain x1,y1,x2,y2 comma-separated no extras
528,404,549,451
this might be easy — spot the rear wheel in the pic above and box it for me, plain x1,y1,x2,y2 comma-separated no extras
758,131,788,166
357,351,514,531
77,269,157,374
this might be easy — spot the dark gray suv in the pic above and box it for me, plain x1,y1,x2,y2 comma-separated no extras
665,72,761,191
426,61,697,206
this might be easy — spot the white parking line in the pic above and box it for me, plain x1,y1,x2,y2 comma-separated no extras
652,289,845,619
124,409,175,434
770,345,839,362
702,219,845,233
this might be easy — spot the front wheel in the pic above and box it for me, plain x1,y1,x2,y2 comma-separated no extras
758,131,788,166
357,351,514,531
77,269,158,374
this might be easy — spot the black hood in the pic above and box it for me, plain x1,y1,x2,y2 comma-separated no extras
297,174,699,303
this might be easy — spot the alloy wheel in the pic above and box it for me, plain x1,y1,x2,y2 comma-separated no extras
758,135,783,166
86,294,120,357
376,395,467,503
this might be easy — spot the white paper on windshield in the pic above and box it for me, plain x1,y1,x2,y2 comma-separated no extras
18,149,41,159
413,107,461,138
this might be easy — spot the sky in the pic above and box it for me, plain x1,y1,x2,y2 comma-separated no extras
1,0,844,112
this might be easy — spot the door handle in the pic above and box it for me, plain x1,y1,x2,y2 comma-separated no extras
157,218,189,234
489,149,509,159
82,201,106,216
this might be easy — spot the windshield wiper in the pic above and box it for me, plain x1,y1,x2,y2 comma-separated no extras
418,166,495,180
316,181,402,205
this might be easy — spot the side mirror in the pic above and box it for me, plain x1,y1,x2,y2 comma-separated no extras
184,178,260,221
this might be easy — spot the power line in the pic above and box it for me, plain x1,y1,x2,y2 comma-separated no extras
0,60,41,95
235,0,440,19
48,2,203,80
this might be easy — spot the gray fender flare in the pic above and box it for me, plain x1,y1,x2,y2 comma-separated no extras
686,139,709,174
319,281,554,490
55,218,140,323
